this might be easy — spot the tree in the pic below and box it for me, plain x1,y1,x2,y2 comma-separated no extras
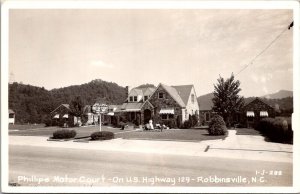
212,74,244,127
69,96,84,117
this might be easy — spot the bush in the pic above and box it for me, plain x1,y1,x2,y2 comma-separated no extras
162,120,176,129
182,120,192,129
91,131,114,140
52,129,76,139
256,118,293,144
208,115,227,135
44,117,52,127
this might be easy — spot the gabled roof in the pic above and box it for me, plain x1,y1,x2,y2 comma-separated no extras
9,109,15,114
244,97,274,109
198,93,214,111
172,85,193,105
50,104,70,114
160,84,186,107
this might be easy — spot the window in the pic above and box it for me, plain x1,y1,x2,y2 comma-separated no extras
169,114,174,119
144,96,148,101
161,114,168,120
158,92,164,99
205,112,210,122
9,113,14,118
191,94,195,103
129,96,133,102
134,96,138,102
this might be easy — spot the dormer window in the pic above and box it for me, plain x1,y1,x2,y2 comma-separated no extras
158,92,164,99
129,96,133,102
134,96,138,102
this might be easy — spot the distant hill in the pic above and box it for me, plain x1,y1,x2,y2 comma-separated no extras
261,90,293,99
9,79,126,124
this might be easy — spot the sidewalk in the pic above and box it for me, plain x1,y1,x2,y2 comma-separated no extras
9,130,293,163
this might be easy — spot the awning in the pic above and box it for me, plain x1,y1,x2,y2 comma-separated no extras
107,112,114,116
246,111,255,117
63,114,68,118
159,108,175,114
121,109,141,112
260,111,268,117
53,114,59,119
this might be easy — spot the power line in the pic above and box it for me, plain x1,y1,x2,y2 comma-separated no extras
235,23,291,77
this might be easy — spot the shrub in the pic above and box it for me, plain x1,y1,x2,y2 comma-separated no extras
52,129,76,139
162,120,176,129
256,118,293,144
208,115,227,135
44,117,52,127
91,131,114,140
182,120,192,129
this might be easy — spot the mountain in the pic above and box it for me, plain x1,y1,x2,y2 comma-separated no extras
8,79,127,124
262,90,293,99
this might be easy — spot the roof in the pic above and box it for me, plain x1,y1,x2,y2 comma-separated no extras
108,104,123,112
9,109,15,114
172,85,193,105
244,97,274,109
160,84,186,107
198,93,214,111
50,104,70,114
121,102,144,111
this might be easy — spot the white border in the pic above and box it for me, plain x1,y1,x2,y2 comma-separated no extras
1,1,299,193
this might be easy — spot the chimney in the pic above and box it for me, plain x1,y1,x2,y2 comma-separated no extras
125,86,131,98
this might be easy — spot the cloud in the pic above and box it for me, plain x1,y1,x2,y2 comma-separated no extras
90,60,114,69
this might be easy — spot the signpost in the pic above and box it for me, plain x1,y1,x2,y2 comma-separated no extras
92,103,108,132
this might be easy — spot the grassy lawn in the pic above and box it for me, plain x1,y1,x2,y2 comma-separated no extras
235,127,262,136
9,124,227,142
115,129,227,142
9,125,131,138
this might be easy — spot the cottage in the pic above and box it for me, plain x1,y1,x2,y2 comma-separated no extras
120,83,200,127
241,97,275,128
9,109,15,125
50,104,81,127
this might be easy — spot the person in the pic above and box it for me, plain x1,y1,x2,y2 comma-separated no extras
149,119,154,130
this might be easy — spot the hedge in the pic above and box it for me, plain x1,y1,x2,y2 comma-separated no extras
208,115,227,135
255,117,293,144
91,131,114,140
52,129,76,139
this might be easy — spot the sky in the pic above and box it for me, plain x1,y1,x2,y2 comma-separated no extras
9,9,293,97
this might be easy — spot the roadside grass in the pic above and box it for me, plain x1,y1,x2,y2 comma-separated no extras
235,127,262,136
9,125,130,138
115,129,227,142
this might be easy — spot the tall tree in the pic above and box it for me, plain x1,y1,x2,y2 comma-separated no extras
69,96,84,117
212,74,244,127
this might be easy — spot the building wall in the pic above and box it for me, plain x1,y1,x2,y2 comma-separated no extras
241,98,275,128
149,85,183,126
185,87,200,117
199,110,213,126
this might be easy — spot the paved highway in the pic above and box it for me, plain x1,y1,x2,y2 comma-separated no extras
9,145,292,187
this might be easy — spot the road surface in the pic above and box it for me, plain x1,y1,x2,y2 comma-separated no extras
9,145,292,187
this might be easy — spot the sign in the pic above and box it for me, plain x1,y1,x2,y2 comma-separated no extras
92,103,108,114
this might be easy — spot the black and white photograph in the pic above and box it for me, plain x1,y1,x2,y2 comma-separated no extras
1,1,299,193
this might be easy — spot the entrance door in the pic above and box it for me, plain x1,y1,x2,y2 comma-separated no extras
144,109,151,124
